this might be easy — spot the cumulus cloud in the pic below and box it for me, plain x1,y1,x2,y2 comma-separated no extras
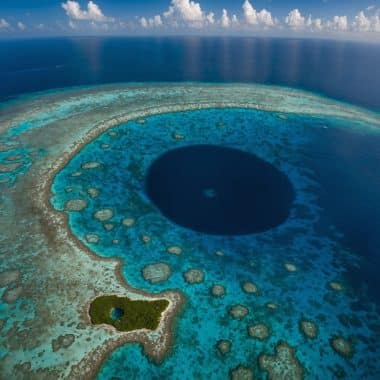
61,1,113,22
352,10,380,32
140,15,163,28
285,9,306,29
331,15,348,31
282,8,380,34
306,16,323,31
0,18,10,29
130,0,380,36
242,0,275,27
206,12,215,25
17,21,26,30
162,0,215,28
352,11,371,32
221,9,230,28
285,9,325,32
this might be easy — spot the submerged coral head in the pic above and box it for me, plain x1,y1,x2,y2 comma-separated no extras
146,144,295,235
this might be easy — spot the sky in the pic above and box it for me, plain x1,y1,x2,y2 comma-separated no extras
0,0,380,40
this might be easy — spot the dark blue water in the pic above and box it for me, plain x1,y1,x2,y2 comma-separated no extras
308,125,380,306
1,37,380,110
146,145,294,235
110,307,124,321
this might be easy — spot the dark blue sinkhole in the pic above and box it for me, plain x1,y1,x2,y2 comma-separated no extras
110,307,124,321
145,145,295,235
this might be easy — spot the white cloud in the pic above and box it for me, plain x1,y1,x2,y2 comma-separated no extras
313,18,323,31
306,16,323,31
0,18,10,29
163,0,215,28
331,15,348,31
286,10,332,32
152,15,163,26
352,10,380,32
17,21,26,30
140,17,148,28
353,11,371,31
140,15,163,28
221,9,230,28
61,1,113,22
134,0,379,37
206,12,215,25
242,0,275,27
164,0,203,22
285,9,305,29
372,16,380,32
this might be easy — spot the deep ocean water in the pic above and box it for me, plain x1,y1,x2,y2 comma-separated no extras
146,144,295,235
50,108,380,379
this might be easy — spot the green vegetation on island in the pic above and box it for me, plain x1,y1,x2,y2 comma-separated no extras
89,295,169,332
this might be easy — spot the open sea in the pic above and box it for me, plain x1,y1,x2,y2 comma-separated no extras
1,37,380,379
1,37,380,110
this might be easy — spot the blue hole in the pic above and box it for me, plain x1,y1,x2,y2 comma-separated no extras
146,144,295,235
110,307,124,321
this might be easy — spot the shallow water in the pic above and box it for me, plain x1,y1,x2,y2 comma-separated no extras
50,108,380,379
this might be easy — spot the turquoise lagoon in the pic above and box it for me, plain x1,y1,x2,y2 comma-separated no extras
50,108,380,379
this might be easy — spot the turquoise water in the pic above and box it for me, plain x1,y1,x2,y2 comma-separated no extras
51,108,380,379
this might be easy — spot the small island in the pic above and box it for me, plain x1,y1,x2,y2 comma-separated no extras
89,295,169,332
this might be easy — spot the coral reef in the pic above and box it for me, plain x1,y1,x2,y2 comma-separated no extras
0,162,22,173
216,339,231,356
329,282,344,292
87,188,100,198
52,334,75,352
330,337,354,358
93,208,114,222
259,341,303,380
172,132,185,140
210,284,226,297
64,199,87,212
142,263,172,284
284,263,297,272
81,161,101,170
1,84,379,379
230,365,254,380
140,235,151,244
86,234,100,244
242,281,259,294
2,286,23,303
183,269,205,284
122,218,135,227
0,269,20,287
229,305,249,319
103,223,114,231
299,320,318,339
167,246,182,255
248,324,270,340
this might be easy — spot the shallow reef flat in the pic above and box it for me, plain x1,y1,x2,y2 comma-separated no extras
0,84,379,379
